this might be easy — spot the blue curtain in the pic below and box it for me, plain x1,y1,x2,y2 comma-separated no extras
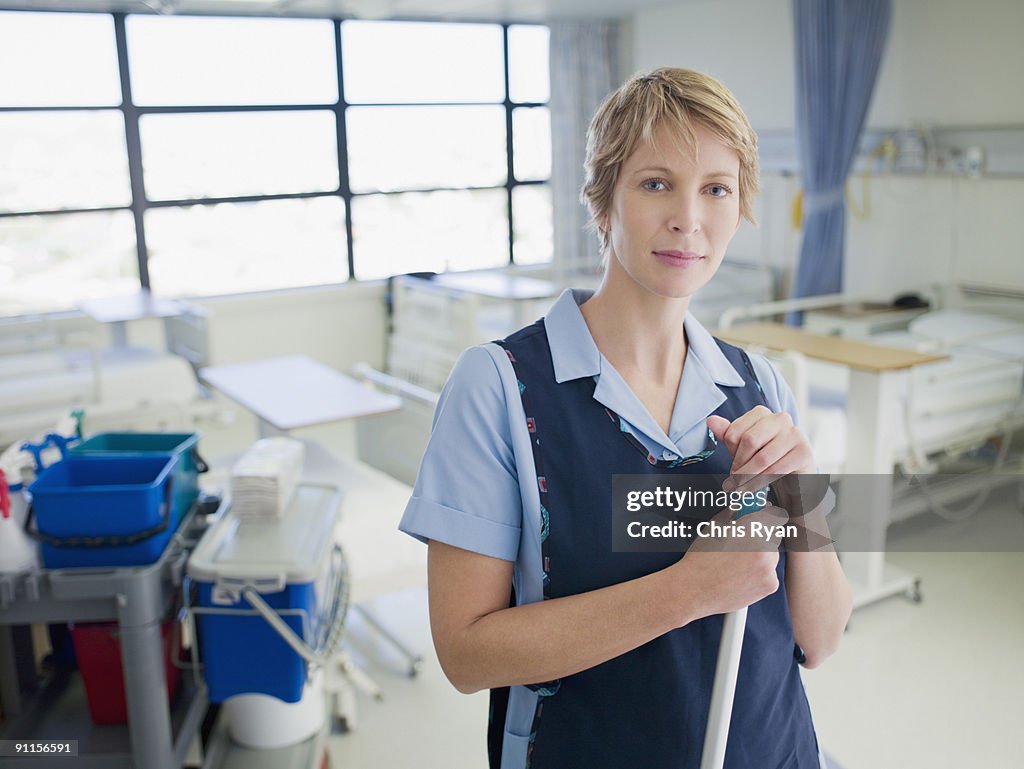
791,0,891,307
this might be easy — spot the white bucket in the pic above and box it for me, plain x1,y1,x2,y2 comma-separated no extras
0,485,39,573
223,669,325,749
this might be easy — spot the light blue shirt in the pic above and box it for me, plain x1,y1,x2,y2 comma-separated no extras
399,288,808,562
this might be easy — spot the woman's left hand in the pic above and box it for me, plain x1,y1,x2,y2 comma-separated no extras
707,406,816,494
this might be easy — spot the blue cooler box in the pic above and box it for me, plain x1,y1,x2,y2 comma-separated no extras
187,483,342,703
70,432,205,530
28,454,179,568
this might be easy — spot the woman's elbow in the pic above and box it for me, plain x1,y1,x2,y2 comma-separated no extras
797,628,843,669
800,644,836,670
442,665,484,695
434,643,486,694
799,601,852,669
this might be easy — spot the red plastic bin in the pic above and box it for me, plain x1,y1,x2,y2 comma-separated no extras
70,620,181,724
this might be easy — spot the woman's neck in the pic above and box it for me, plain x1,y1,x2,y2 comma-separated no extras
579,269,690,386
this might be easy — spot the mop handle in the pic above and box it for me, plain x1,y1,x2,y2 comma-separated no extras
699,490,765,769
700,606,748,769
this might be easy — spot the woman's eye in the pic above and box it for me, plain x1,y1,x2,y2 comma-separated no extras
642,179,667,192
707,184,732,198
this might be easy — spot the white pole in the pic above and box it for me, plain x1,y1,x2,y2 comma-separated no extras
699,606,748,769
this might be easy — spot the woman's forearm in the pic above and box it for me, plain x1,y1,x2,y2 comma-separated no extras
428,538,782,694
784,542,852,668
435,567,687,694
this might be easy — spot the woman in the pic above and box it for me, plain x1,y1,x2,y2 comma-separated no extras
400,67,851,769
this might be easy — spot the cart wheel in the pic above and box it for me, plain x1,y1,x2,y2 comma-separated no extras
905,579,923,604
331,687,358,734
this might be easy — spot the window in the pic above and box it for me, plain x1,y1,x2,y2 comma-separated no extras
126,16,338,106
341,20,551,277
139,111,339,200
145,198,348,296
0,11,133,315
0,12,120,107
0,11,551,316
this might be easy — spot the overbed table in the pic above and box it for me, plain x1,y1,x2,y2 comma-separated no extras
716,322,948,609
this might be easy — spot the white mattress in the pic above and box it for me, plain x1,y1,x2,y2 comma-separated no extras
804,311,1024,471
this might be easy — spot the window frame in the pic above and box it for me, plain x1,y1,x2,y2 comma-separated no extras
0,10,551,300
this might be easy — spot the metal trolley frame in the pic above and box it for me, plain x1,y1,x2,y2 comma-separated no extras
0,505,213,769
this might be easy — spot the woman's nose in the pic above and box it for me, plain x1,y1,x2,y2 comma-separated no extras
668,195,700,233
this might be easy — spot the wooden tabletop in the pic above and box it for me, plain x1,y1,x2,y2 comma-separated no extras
715,322,948,372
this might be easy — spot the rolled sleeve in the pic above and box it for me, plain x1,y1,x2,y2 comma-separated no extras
398,345,523,561
748,352,802,426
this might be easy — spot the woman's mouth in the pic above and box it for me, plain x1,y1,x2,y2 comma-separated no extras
653,250,705,266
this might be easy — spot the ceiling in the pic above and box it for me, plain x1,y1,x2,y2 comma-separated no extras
0,0,678,22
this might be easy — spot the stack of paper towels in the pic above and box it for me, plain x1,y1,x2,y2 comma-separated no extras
230,438,305,519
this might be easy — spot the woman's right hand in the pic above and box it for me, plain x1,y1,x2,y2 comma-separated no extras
670,505,787,621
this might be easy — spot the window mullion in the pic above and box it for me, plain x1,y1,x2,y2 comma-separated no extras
113,12,149,291
502,23,515,266
114,13,151,292
334,20,355,280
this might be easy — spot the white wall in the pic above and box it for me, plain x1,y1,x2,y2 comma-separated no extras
867,0,1024,126
632,0,795,131
96,280,388,371
194,281,388,371
632,0,1024,298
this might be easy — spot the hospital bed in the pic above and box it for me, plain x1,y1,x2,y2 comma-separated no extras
720,291,1024,475
718,286,1024,608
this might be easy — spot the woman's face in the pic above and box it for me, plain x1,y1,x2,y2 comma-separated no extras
603,121,742,301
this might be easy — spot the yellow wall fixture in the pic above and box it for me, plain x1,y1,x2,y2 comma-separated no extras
791,189,803,230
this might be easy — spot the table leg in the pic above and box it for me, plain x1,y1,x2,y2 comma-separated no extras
840,368,920,609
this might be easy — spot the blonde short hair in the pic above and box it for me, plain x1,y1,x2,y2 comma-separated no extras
581,67,760,254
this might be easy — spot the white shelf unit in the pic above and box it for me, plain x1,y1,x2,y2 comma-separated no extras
386,273,560,393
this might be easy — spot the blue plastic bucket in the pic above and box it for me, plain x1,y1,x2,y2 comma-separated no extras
28,454,178,568
70,432,204,527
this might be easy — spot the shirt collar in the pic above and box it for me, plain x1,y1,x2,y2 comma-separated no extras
546,288,602,383
682,313,746,388
544,288,746,389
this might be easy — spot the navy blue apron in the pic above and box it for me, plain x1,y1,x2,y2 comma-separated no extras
489,320,819,769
